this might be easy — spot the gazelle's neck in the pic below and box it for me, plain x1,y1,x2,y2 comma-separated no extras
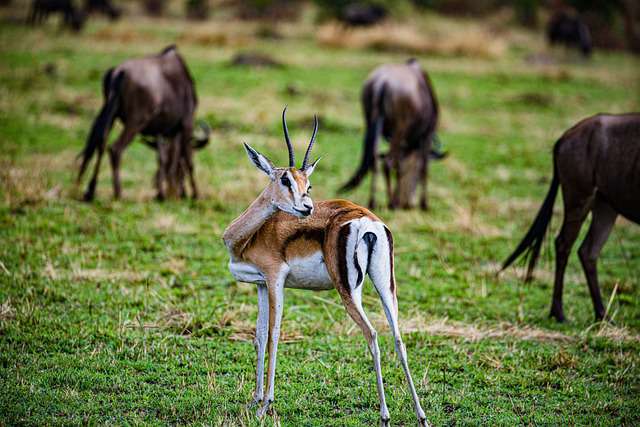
223,187,276,259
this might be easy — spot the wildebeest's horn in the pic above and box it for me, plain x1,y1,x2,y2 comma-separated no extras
282,106,295,168
302,115,318,170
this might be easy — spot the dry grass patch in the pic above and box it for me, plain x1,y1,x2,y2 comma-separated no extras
484,261,583,284
0,299,16,322
401,316,572,343
0,152,73,206
583,322,640,343
150,213,198,234
92,25,156,44
65,267,148,283
317,22,507,59
334,312,640,343
178,22,254,48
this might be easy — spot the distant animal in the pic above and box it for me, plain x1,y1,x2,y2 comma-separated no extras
222,107,428,426
339,3,387,27
341,58,440,210
28,0,85,31
547,11,592,57
501,113,640,322
142,121,210,198
84,0,120,20
77,45,208,201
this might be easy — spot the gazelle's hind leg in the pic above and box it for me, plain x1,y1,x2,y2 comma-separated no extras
368,226,428,426
336,279,390,426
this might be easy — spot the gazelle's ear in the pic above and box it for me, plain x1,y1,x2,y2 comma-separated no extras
304,157,321,177
244,143,275,180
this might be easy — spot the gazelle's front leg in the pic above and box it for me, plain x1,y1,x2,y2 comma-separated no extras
256,266,289,417
248,283,269,408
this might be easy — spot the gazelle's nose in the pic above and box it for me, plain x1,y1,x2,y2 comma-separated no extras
301,203,313,216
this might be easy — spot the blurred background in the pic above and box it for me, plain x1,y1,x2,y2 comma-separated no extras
1,0,639,425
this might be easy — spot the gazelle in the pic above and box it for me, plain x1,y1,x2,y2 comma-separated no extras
222,108,428,426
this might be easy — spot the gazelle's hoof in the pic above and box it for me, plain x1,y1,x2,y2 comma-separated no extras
380,416,390,427
418,416,430,427
246,396,262,410
256,400,272,418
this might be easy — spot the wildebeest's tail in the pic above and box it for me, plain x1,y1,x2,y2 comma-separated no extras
77,71,124,182
340,84,385,192
500,145,560,280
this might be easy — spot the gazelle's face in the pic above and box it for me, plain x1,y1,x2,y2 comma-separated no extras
243,144,320,218
272,167,314,217
244,107,320,218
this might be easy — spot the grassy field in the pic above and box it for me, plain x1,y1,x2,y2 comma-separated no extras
1,3,639,426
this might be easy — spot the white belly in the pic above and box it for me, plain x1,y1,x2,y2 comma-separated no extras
228,260,266,285
285,252,334,290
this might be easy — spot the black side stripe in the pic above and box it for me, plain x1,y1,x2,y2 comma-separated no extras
384,227,395,294
353,251,363,289
354,232,377,289
337,225,351,293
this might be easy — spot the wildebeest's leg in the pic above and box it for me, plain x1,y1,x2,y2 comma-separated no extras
368,147,379,209
419,137,432,211
550,196,591,322
155,137,169,201
381,153,393,209
163,135,181,198
83,138,107,202
578,195,617,321
180,127,198,199
108,125,138,200
28,2,37,24
177,158,187,199
388,132,406,209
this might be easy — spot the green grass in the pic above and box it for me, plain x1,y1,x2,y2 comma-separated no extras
1,5,640,426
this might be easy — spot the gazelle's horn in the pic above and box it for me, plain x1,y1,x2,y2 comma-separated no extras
301,115,318,170
282,106,295,168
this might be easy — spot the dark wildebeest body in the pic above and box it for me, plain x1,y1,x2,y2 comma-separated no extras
29,0,85,31
341,59,439,210
501,113,640,322
84,0,120,20
547,11,592,57
339,3,387,27
77,45,206,201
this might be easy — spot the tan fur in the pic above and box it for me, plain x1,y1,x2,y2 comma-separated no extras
289,168,308,193
241,199,378,278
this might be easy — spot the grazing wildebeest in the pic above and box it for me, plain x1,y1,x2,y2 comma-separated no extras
77,45,207,201
340,58,439,210
84,0,120,20
501,113,640,322
338,3,387,27
142,121,210,198
547,10,592,57
28,0,85,31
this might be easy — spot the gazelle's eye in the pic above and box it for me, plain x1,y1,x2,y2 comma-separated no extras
280,175,290,187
